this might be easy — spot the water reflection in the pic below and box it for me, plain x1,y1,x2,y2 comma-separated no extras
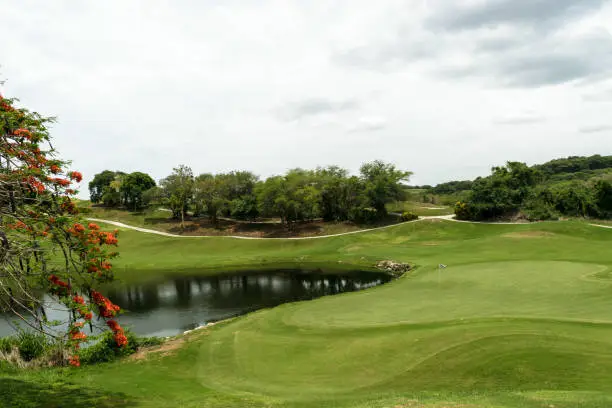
0,270,390,338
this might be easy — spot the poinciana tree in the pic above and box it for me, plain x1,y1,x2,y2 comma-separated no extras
0,93,126,367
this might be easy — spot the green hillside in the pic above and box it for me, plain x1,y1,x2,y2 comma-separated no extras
3,219,612,407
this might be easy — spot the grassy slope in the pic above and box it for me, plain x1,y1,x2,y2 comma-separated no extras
3,220,612,407
387,200,454,216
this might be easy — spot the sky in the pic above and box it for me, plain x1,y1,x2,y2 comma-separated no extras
1,0,612,194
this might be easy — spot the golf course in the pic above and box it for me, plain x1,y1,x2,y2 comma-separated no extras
3,217,612,408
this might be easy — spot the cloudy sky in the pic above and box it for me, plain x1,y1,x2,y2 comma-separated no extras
2,0,612,193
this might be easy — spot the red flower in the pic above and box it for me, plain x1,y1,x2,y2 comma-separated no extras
25,176,45,194
100,232,118,245
68,355,80,367
48,275,70,288
91,290,121,318
49,164,62,174
71,332,87,341
106,319,121,331
51,177,71,187
88,223,100,230
114,332,128,348
13,128,32,139
73,295,85,305
73,223,85,233
68,171,83,183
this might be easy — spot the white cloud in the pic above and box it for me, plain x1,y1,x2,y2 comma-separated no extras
1,0,611,193
348,116,388,133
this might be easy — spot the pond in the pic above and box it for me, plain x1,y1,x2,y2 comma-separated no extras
0,269,391,338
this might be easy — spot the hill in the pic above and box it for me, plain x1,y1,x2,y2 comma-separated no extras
430,155,612,221
2,219,612,407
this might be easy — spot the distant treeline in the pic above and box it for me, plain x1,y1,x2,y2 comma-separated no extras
88,161,411,227
434,155,612,221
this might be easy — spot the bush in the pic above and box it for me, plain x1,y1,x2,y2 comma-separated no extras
0,336,16,354
523,205,559,221
80,329,164,365
454,201,514,221
15,332,49,362
523,193,559,221
401,211,419,221
349,207,379,223
454,201,473,220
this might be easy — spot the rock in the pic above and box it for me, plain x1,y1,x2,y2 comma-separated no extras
375,260,411,274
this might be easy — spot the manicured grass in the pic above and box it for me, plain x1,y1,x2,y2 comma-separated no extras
2,219,612,407
387,200,454,216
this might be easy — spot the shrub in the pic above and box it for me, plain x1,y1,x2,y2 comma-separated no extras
454,201,472,220
15,332,49,362
401,211,419,221
349,207,379,223
0,336,16,354
80,329,164,365
523,205,559,221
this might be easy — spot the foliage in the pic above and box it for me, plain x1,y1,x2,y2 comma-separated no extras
2,332,50,362
193,173,225,225
106,161,411,228
595,179,612,217
119,172,156,210
0,336,14,354
159,165,193,228
445,155,612,221
400,211,419,221
534,154,612,177
430,180,473,195
454,162,541,220
88,170,124,204
16,332,50,361
80,329,163,365
359,160,412,215
141,186,164,208
0,93,125,367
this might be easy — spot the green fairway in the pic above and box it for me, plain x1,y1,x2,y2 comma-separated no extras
3,219,612,407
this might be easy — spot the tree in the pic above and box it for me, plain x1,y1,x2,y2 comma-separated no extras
255,170,322,228
88,170,125,206
88,170,118,203
595,179,612,217
102,173,123,207
194,173,224,226
1,92,126,367
215,171,259,219
142,186,164,208
457,162,541,220
120,172,156,210
159,165,193,229
359,160,412,217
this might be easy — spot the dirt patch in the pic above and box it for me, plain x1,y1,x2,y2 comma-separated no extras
129,337,186,361
502,231,555,239
419,241,442,246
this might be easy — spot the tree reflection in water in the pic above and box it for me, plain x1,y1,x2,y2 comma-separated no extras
104,270,390,337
